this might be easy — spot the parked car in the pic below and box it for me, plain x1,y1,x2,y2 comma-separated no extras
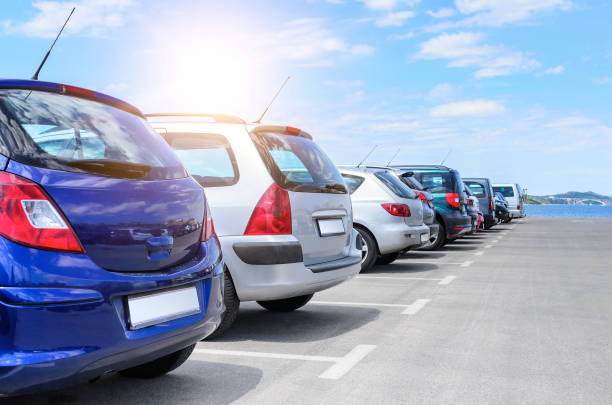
493,183,525,218
463,183,480,234
463,177,497,229
148,114,362,337
494,192,511,223
339,167,430,271
391,165,472,249
0,80,224,396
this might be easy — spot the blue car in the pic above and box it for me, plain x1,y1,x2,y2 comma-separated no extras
0,80,224,396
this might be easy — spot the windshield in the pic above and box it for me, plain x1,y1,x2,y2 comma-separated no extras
251,131,346,193
0,90,185,180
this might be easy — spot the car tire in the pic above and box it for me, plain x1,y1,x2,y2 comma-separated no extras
119,344,195,379
420,220,446,250
376,251,401,265
257,294,314,312
206,270,240,339
503,218,512,223
355,226,378,272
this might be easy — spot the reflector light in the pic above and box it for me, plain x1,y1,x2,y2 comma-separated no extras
445,193,460,208
244,183,292,235
489,197,494,211
201,200,216,242
381,203,411,217
0,172,83,253
286,126,301,134
454,226,464,230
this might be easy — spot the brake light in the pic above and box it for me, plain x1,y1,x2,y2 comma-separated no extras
489,197,494,211
60,84,95,99
286,126,301,134
416,191,427,203
244,183,292,235
517,205,520,210
0,172,83,253
445,193,460,208
381,203,411,217
201,200,216,242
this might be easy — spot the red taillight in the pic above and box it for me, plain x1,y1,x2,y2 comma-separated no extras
489,197,494,211
416,191,427,203
517,205,521,210
381,203,411,217
0,172,83,253
244,183,292,235
201,200,216,242
445,193,460,208
60,84,95,98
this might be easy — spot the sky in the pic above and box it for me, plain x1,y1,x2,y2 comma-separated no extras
1,0,611,195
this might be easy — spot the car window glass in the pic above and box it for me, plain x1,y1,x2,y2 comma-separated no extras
341,174,365,194
270,150,314,183
416,172,453,193
375,171,414,199
466,182,486,198
493,186,515,197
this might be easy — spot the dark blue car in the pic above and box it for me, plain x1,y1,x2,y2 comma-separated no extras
0,80,224,396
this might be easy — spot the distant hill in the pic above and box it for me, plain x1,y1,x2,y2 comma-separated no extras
526,191,612,205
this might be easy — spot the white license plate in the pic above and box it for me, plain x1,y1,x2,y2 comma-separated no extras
420,233,429,243
127,285,200,330
317,218,345,237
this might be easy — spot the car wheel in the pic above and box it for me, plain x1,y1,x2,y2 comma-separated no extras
420,220,446,250
119,344,195,379
257,294,314,312
376,251,401,265
355,226,378,272
206,270,240,339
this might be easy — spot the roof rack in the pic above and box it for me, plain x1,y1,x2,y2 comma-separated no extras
144,113,246,124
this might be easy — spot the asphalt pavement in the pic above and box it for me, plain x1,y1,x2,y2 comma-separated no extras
9,217,612,404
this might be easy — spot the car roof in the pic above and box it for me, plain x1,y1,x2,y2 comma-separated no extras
0,78,143,117
390,164,454,172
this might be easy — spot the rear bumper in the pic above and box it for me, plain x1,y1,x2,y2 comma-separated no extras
441,211,472,239
373,222,430,254
483,213,497,227
509,209,522,218
220,230,361,302
0,239,224,397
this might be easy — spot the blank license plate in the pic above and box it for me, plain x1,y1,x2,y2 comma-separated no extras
317,218,345,237
127,285,200,330
420,233,429,243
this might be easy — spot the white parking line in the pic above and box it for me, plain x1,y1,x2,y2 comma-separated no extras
438,275,456,285
461,260,473,267
485,245,493,249
474,251,484,256
357,275,444,281
491,240,499,243
193,344,376,380
311,298,431,315
402,299,431,314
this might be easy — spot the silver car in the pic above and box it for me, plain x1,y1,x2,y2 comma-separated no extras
148,114,362,336
339,167,430,272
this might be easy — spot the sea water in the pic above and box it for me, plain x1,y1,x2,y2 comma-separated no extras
525,204,612,218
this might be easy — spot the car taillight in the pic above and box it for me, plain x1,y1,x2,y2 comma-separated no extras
381,203,411,217
445,193,460,208
489,197,494,211
517,205,521,210
0,172,83,253
244,183,292,235
416,191,427,203
201,200,216,242
428,201,434,209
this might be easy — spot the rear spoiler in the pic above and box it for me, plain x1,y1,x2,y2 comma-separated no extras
144,113,246,124
251,125,313,140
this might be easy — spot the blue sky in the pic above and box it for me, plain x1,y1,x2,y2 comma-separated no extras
1,0,611,195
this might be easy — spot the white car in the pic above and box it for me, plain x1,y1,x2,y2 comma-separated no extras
147,114,362,336
493,183,525,219
339,167,430,272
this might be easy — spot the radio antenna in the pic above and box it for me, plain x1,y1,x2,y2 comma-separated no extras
356,144,378,167
386,148,400,166
440,148,452,165
254,76,290,124
32,7,75,80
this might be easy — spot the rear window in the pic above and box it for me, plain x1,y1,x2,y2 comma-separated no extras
374,171,415,199
166,133,239,187
399,174,424,191
414,171,455,194
341,174,365,194
251,132,346,194
465,181,486,198
493,186,515,197
0,89,185,180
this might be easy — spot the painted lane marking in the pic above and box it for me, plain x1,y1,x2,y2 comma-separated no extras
485,245,493,249
193,345,377,380
461,260,473,267
357,275,443,281
438,275,456,285
491,240,499,243
474,251,484,256
401,299,431,315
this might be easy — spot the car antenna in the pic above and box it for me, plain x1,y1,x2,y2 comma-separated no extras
386,148,401,166
356,144,378,167
253,76,290,124
440,148,452,165
31,7,75,80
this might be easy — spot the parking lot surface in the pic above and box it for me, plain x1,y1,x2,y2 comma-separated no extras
12,217,612,404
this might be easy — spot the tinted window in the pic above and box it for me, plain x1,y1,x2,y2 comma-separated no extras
167,133,239,187
375,171,415,199
0,90,185,180
414,172,454,193
341,174,365,194
400,174,425,191
493,186,515,197
251,132,346,193
465,181,486,198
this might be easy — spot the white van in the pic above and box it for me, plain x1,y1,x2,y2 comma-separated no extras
492,183,525,219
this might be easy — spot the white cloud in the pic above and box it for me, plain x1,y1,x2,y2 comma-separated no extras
417,32,540,78
388,31,415,40
375,10,416,27
543,65,565,75
544,116,598,127
595,76,612,85
426,8,457,18
427,83,458,101
430,99,505,117
4,0,136,37
359,0,400,10
324,80,364,87
455,0,572,26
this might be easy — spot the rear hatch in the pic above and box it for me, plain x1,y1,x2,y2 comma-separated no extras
250,127,351,266
0,88,204,272
465,179,492,214
373,171,423,226
412,170,465,214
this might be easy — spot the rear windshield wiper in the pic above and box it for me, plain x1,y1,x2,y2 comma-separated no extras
323,183,347,193
67,159,152,179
